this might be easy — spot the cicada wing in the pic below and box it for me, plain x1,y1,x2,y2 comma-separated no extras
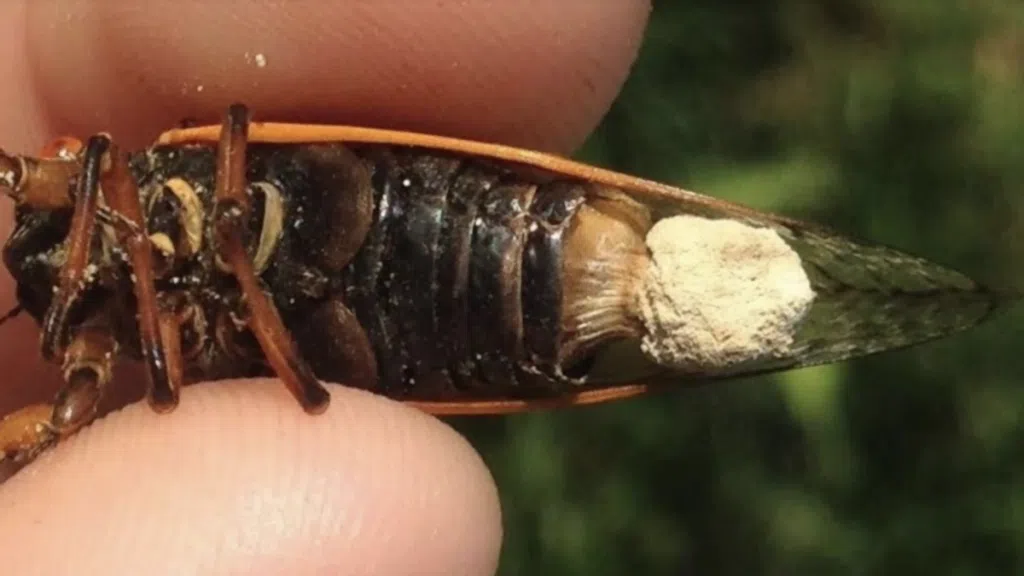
759,221,1006,373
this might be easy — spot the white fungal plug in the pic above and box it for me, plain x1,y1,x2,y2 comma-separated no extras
560,190,997,383
636,215,815,374
559,192,817,380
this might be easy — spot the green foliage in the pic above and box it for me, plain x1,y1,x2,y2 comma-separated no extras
452,1,1024,573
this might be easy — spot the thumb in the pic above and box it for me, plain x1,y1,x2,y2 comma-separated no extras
0,380,502,575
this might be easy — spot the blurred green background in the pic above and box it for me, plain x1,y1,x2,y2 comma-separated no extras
450,1,1024,574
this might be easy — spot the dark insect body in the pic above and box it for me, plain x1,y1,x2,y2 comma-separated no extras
0,104,1013,479
8,143,615,399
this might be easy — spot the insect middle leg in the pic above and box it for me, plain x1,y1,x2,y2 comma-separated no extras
96,136,181,410
211,103,330,413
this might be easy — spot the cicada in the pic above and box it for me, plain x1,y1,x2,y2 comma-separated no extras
0,104,1012,477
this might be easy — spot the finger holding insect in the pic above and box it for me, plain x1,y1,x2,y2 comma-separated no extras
0,381,502,575
26,0,651,151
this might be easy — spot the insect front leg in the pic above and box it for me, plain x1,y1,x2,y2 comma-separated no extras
211,103,330,413
0,317,116,479
38,136,106,361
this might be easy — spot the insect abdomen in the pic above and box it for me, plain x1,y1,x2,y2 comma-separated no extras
340,147,598,399
124,144,649,400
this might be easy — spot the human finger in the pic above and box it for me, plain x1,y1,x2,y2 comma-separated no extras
0,381,503,575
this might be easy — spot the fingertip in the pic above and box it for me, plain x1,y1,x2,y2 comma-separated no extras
0,0,52,152
27,0,650,152
0,380,502,575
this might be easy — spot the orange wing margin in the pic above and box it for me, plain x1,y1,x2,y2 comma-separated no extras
402,384,659,415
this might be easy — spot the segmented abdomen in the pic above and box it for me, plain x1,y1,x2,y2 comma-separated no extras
341,146,587,399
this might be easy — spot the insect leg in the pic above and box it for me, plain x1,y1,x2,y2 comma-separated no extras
211,103,330,413
155,295,186,403
95,138,178,411
0,318,116,480
39,135,107,360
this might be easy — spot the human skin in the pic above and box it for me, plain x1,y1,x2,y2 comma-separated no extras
0,1,650,574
